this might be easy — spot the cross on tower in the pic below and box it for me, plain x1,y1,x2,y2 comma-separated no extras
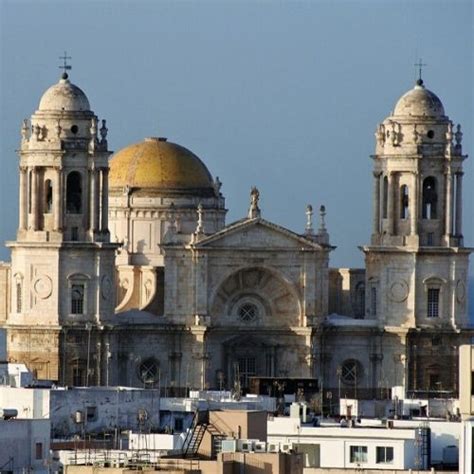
59,51,72,73
414,58,427,82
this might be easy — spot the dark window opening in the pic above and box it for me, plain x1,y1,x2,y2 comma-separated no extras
341,359,362,385
44,179,53,213
71,284,85,314
70,125,79,134
72,366,84,386
237,357,256,388
427,232,434,246
376,446,394,464
382,176,388,219
86,406,97,422
422,177,437,219
174,418,184,431
16,282,22,313
427,130,435,139
35,442,43,460
138,358,160,385
371,287,377,316
71,227,79,241
429,373,441,391
28,170,33,213
354,282,365,318
427,288,440,318
400,185,409,219
66,172,82,214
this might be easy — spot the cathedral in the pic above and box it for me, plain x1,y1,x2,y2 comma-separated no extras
0,70,470,401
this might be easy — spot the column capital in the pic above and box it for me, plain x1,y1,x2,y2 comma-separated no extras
373,171,382,178
455,171,464,177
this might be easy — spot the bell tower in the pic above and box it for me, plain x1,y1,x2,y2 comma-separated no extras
4,70,118,384
362,77,471,395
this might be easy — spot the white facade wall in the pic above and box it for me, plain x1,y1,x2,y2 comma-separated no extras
0,386,50,418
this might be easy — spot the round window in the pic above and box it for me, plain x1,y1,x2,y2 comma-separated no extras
238,303,258,322
70,125,79,134
138,358,159,384
427,130,434,139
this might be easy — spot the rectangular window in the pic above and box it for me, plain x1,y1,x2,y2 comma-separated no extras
427,232,434,246
376,446,394,464
350,445,367,463
427,289,439,318
86,406,97,422
71,226,79,241
35,442,43,460
174,417,183,431
16,282,22,313
71,284,85,314
371,287,377,316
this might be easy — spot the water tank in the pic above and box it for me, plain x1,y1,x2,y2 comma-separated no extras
0,408,18,419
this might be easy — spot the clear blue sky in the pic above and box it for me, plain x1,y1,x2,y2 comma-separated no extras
0,0,472,271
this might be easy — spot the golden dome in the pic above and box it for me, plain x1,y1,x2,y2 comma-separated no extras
109,137,215,193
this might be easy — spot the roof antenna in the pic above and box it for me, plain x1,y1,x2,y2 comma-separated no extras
59,51,72,80
414,58,426,86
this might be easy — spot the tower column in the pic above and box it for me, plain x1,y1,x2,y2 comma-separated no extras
18,167,27,231
444,170,453,237
100,168,109,233
455,172,463,236
410,172,418,235
53,167,63,231
373,172,381,234
387,172,395,235
90,167,99,233
30,167,39,231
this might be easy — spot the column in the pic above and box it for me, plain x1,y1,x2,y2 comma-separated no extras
31,167,39,231
89,168,98,233
18,167,27,230
372,172,380,234
53,167,62,231
101,168,109,232
409,172,418,235
455,172,463,236
387,172,394,235
445,170,453,237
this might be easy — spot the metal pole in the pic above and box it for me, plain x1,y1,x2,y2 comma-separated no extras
86,323,92,387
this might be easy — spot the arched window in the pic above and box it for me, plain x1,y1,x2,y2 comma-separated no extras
422,177,437,219
382,176,388,219
66,172,82,214
354,282,365,318
400,185,409,219
44,179,53,213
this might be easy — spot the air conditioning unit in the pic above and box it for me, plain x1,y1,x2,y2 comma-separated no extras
267,443,279,453
221,439,237,453
280,443,293,453
254,441,266,453
239,440,254,452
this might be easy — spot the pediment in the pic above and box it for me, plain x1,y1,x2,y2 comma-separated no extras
192,218,324,251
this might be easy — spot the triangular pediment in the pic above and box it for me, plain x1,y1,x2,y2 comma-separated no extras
191,218,326,251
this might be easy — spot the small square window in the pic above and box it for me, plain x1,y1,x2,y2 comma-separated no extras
174,418,183,431
86,406,97,422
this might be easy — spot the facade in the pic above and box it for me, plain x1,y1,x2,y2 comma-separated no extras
0,71,471,399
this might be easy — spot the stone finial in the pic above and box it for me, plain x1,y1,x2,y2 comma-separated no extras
99,119,108,145
214,176,222,195
196,203,204,234
305,204,314,235
446,122,453,143
21,119,30,142
375,124,385,146
455,124,463,149
33,124,41,141
319,205,326,232
248,186,261,219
